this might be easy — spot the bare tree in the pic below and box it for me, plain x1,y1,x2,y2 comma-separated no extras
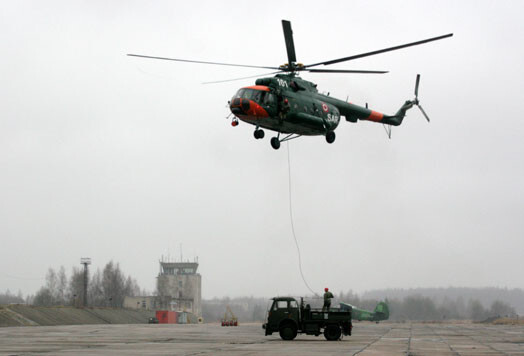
57,266,68,304
68,267,84,307
32,288,54,306
101,261,126,307
468,299,488,321
34,268,60,306
88,269,104,307
124,276,141,297
489,300,516,318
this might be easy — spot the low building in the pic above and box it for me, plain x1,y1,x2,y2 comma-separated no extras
123,296,157,311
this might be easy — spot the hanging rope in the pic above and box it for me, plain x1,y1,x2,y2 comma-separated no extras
287,142,318,297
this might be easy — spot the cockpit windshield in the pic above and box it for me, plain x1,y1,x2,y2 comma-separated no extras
234,89,276,106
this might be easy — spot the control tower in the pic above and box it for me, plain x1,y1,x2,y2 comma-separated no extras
156,258,202,317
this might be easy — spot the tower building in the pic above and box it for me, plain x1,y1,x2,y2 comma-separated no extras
156,258,202,317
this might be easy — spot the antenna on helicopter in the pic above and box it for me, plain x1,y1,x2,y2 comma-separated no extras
382,124,392,139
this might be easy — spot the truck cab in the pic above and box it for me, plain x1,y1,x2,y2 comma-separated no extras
263,296,352,341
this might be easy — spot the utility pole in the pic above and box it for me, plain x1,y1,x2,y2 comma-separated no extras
80,258,91,307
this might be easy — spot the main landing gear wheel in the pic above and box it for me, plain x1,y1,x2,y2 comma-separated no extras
254,129,265,139
326,131,336,144
270,137,281,150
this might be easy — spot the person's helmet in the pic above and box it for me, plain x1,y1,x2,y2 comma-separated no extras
324,288,329,292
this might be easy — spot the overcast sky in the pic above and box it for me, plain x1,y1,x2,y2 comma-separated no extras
1,1,523,299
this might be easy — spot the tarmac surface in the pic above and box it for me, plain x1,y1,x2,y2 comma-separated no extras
1,321,524,355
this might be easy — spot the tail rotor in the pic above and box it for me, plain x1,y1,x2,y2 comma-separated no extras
413,74,430,122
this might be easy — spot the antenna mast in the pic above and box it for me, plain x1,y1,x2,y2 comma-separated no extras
80,258,91,307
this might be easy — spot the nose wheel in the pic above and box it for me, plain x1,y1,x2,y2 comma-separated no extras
254,129,265,139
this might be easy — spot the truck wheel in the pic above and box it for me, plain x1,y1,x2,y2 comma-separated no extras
279,324,297,341
324,325,342,341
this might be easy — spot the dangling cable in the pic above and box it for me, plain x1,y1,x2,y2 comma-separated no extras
287,142,318,297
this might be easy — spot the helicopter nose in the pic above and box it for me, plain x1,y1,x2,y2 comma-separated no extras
230,98,250,114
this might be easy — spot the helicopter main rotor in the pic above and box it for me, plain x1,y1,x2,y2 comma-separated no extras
128,20,452,81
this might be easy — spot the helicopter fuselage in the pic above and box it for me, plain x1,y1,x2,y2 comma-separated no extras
230,74,342,136
229,74,397,137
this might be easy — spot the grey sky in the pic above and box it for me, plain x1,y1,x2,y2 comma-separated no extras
1,1,523,299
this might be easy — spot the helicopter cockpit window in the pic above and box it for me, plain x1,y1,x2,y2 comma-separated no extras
243,90,253,100
264,93,276,106
251,90,262,102
235,89,245,99
235,89,270,103
239,89,263,102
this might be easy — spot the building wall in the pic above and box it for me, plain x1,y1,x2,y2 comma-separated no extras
123,296,156,311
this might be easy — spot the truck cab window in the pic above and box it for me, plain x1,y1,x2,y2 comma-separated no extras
277,301,288,309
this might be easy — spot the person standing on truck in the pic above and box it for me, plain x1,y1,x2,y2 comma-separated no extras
322,288,334,312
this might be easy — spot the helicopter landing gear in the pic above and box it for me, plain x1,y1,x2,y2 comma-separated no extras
254,129,265,139
326,131,336,144
270,137,281,150
270,133,301,150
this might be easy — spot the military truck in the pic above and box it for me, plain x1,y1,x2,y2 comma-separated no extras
262,296,352,341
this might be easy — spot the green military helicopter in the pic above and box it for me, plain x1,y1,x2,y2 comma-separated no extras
128,21,452,150
340,301,390,323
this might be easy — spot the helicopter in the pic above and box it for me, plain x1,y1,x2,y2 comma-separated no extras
128,21,452,150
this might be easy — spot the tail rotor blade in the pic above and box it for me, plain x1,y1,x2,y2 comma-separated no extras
418,104,430,122
282,20,297,65
415,74,420,98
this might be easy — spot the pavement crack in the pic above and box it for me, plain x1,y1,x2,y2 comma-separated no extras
352,326,392,356
405,322,412,356
426,325,461,356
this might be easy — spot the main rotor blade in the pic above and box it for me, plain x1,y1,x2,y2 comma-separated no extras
127,54,280,70
418,104,430,122
305,33,453,68
306,69,388,74
282,20,297,64
202,71,283,84
415,74,420,97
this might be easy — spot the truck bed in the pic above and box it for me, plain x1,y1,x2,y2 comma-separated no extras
304,308,351,322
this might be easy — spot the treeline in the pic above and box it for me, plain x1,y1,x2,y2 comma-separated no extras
29,261,143,308
338,290,516,321
0,290,25,304
362,287,524,314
